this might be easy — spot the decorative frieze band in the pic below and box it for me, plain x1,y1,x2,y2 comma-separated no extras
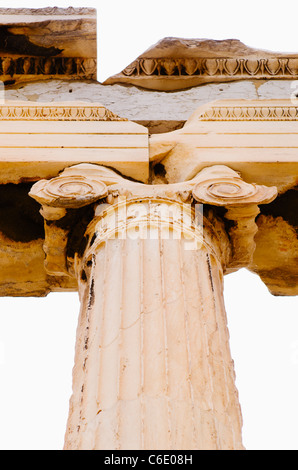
199,104,298,121
0,103,124,121
122,57,298,79
0,57,97,82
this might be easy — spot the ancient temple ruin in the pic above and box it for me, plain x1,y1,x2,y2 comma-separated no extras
0,7,297,450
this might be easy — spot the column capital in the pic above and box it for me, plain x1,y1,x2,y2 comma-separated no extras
29,163,277,276
28,163,277,450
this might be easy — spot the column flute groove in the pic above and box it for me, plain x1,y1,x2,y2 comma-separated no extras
179,240,198,449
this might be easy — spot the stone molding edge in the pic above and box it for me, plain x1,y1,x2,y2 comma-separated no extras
120,57,298,79
0,103,124,121
198,103,298,121
105,56,298,90
29,164,278,276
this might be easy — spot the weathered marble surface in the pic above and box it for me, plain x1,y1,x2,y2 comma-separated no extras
0,7,97,83
0,101,149,184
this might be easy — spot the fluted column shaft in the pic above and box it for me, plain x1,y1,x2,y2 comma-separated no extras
64,198,244,450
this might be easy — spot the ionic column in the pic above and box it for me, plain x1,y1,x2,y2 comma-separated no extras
29,163,277,450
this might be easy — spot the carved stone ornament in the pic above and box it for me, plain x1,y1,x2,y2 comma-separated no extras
0,103,123,121
191,166,277,269
30,175,108,209
0,57,97,82
104,37,298,91
149,99,298,194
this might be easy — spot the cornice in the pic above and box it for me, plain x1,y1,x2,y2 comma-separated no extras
104,38,298,91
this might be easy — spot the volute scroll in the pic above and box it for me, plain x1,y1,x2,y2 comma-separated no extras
29,175,108,209
191,165,277,207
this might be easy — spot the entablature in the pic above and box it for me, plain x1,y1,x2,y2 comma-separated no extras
0,98,296,297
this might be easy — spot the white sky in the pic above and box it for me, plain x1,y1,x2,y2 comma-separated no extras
0,0,297,451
